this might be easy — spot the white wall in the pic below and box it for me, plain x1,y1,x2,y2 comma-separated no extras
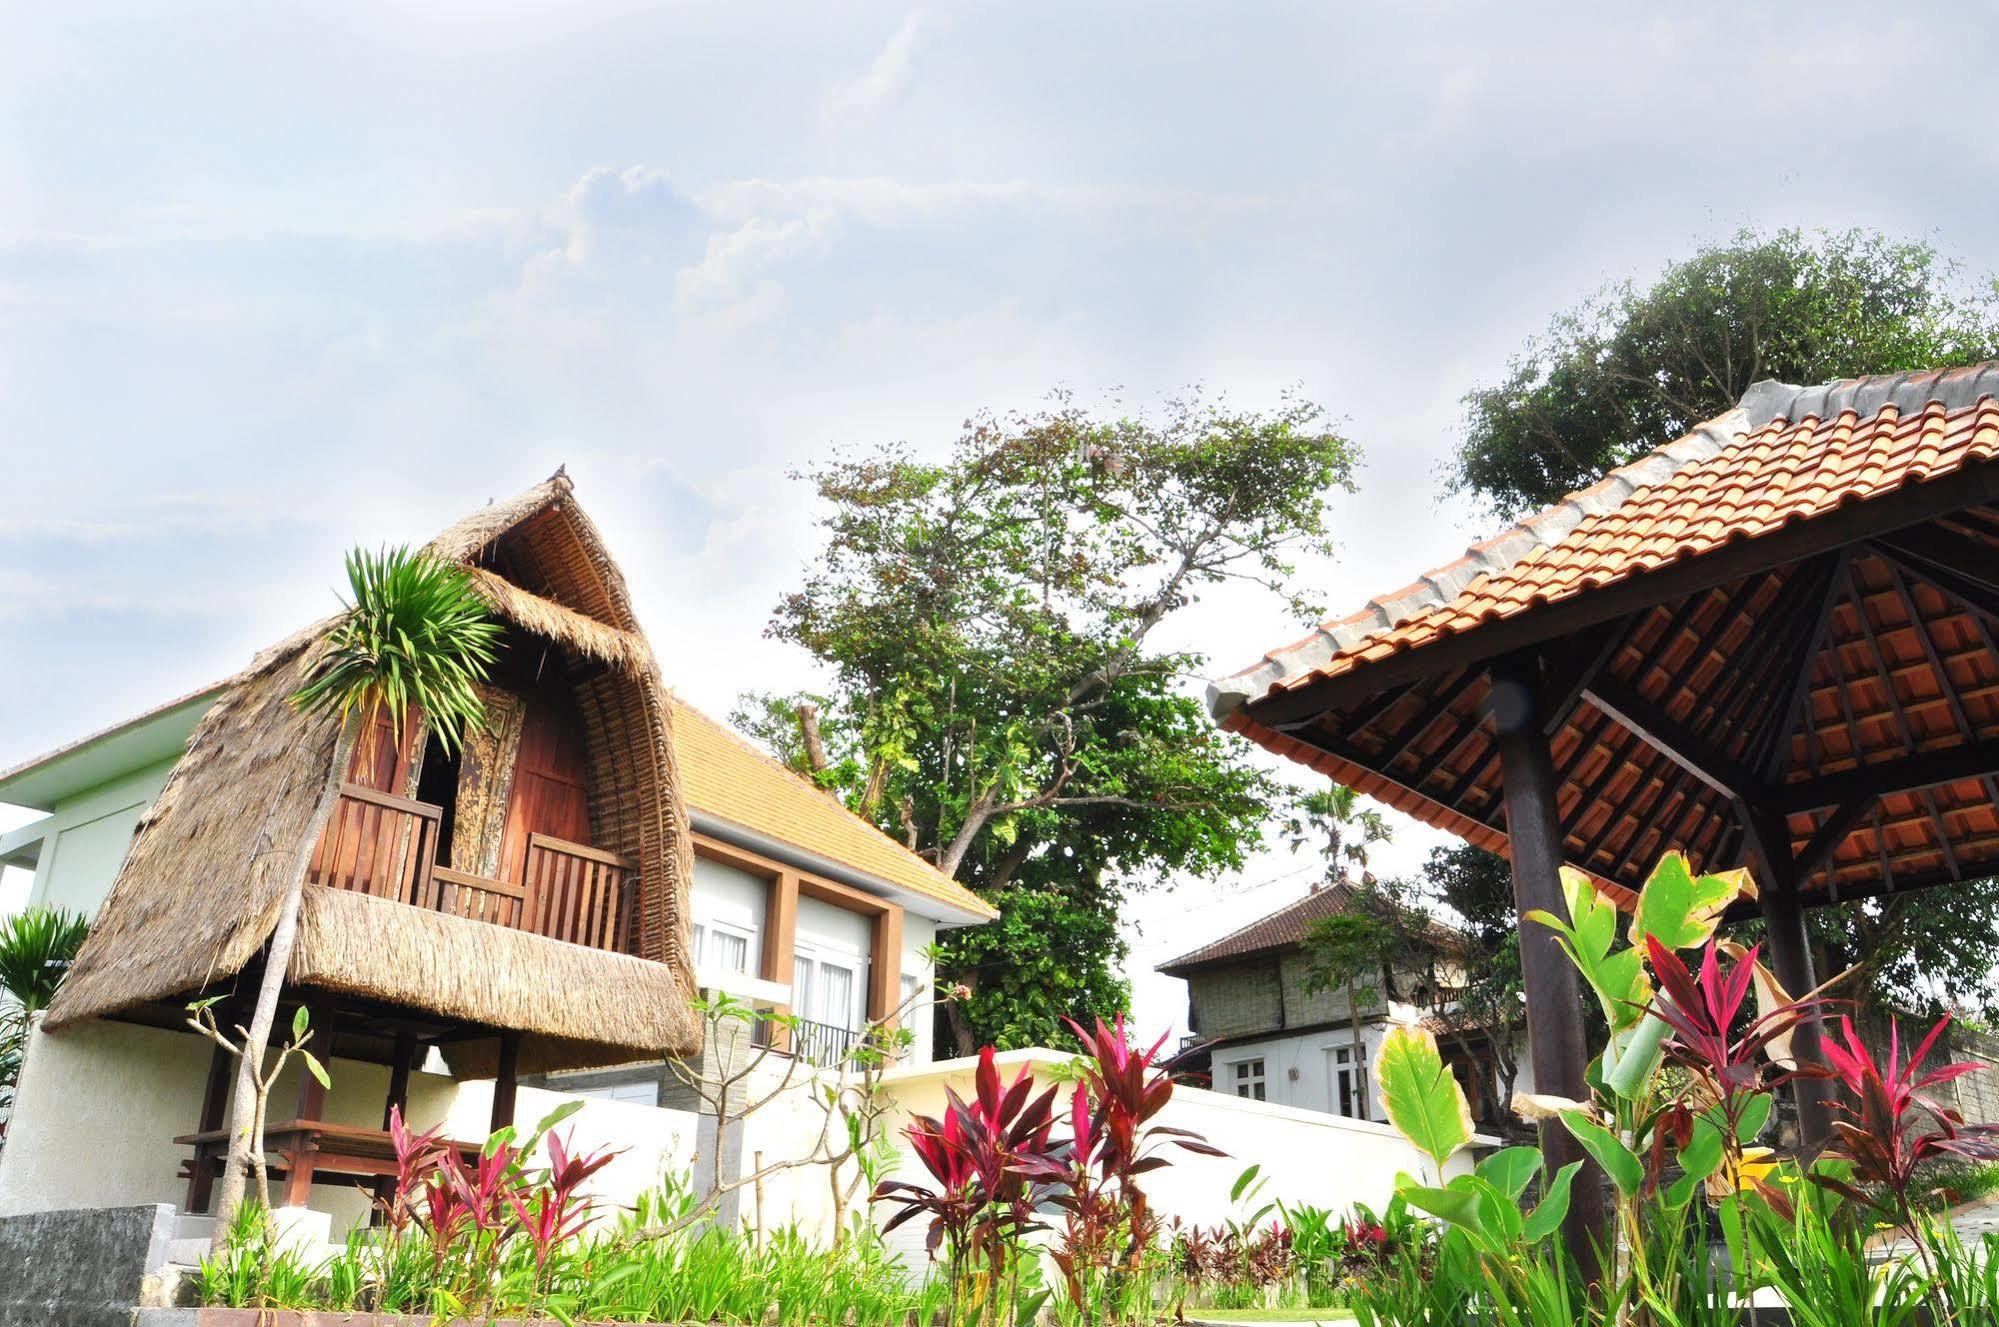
12,756,179,920
1210,1022,1394,1123
874,1050,1487,1268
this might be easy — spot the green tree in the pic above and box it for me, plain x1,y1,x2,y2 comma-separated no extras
0,906,91,1140
211,547,500,1243
1801,885,1999,1025
0,906,90,1013
1414,842,1528,1107
1288,784,1396,1116
1452,228,1999,519
751,391,1361,1050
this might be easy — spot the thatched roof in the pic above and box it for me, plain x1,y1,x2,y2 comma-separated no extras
46,472,701,1068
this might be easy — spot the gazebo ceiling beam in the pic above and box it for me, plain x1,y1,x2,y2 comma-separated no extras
1243,460,1999,728
1770,737,1999,813
1581,676,1760,804
1765,551,1851,782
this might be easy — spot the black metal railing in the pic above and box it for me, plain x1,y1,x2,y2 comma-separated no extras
789,1018,863,1067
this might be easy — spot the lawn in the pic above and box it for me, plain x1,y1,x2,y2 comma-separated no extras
1183,1310,1358,1324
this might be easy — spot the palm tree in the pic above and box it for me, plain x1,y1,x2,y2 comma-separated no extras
210,546,500,1240
0,906,91,1140
0,906,91,1013
1288,784,1392,1119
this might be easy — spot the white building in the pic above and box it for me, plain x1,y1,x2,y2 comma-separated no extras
1159,882,1528,1130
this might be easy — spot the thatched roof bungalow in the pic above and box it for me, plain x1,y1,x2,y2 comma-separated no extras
45,472,702,1075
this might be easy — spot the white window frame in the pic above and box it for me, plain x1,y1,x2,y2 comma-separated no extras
692,916,758,977
1231,1057,1267,1101
1330,1043,1369,1118
794,939,869,1032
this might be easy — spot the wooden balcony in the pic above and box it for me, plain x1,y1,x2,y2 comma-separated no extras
307,783,637,953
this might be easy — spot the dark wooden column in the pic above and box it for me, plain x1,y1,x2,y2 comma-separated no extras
1489,650,1606,1273
1742,808,1835,1150
383,1028,418,1129
490,1031,521,1133
187,1036,237,1213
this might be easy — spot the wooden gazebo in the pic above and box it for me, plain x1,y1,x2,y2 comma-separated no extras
1211,364,1999,1246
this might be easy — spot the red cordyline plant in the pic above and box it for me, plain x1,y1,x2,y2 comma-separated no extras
1643,936,1825,1207
376,1107,617,1314
1051,1015,1224,1316
1815,1013,1999,1226
874,1048,1064,1326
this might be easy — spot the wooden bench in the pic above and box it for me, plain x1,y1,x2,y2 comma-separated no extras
177,1119,482,1209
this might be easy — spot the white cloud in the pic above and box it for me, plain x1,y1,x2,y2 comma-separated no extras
821,11,926,126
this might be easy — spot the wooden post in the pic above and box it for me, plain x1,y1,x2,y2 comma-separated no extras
761,871,800,1054
1741,807,1835,1150
1489,650,1606,1275
295,1003,334,1123
868,905,904,1030
187,1037,236,1213
490,1031,521,1133
383,1028,417,1129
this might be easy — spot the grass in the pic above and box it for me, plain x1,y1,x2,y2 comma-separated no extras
1183,1311,1359,1319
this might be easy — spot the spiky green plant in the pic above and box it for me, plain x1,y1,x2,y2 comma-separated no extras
0,906,90,1013
211,545,499,1246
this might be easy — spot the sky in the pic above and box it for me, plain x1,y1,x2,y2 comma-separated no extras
5,1,1999,1039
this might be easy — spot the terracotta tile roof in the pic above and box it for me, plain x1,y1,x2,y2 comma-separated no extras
1157,881,1459,974
1210,363,1999,906
1211,364,1999,718
669,696,997,922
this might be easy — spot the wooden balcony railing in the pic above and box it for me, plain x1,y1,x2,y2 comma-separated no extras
308,784,637,954
308,785,442,906
522,833,637,952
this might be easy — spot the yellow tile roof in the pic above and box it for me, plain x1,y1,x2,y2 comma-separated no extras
668,696,997,921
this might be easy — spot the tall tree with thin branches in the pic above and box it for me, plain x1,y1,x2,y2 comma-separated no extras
210,546,500,1243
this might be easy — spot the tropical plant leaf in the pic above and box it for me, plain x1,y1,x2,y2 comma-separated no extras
1530,868,1650,1033
1630,851,1749,952
1666,1118,1727,1207
1559,1110,1644,1196
1397,1180,1486,1237
1375,1025,1474,1174
1476,1145,1543,1200
1523,1160,1583,1242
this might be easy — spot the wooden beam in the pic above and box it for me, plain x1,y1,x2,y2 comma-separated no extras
869,905,905,1028
1744,809,1834,1151
1793,796,1873,888
1582,677,1761,804
1488,650,1606,1275
1764,552,1850,780
762,871,800,1054
1769,739,1999,813
1242,458,1999,727
491,1031,520,1134
383,1029,417,1131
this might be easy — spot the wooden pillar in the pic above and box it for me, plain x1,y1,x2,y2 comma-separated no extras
1743,807,1835,1150
1489,650,1606,1274
295,1003,335,1123
490,1031,521,1134
761,871,800,1053
383,1029,418,1130
187,1037,236,1213
868,904,904,1029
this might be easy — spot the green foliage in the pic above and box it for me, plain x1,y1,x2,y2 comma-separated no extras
1373,1026,1472,1178
1801,879,1999,1023
756,391,1359,1047
0,905,90,1013
1528,867,1650,1035
290,545,502,755
930,879,1131,1052
1452,226,1999,518
1627,853,1743,954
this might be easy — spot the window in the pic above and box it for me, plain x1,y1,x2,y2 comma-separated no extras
567,1077,659,1106
900,972,925,1006
795,944,867,1031
1332,1044,1369,1118
1231,1058,1267,1101
692,919,755,976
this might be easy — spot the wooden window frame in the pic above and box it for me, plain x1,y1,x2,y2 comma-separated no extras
691,832,906,1053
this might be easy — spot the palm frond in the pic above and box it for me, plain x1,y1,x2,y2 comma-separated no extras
291,545,503,754
0,906,92,1013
